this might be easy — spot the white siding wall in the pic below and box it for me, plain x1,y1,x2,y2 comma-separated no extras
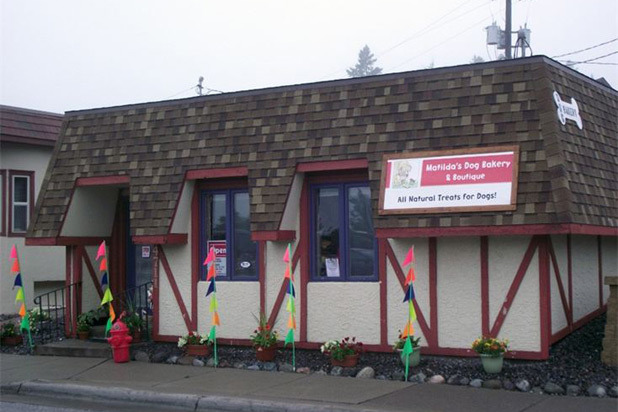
571,235,599,321
81,246,103,313
550,235,569,334
158,244,192,336
601,236,617,303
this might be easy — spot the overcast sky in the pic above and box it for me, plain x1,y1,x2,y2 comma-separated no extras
1,0,616,114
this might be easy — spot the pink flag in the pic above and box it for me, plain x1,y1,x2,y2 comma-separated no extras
10,245,17,259
204,247,216,265
283,244,290,263
402,246,415,267
96,241,106,260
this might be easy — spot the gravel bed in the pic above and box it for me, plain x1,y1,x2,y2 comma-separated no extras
2,313,616,396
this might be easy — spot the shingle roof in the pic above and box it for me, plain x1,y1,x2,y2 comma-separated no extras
0,105,63,146
28,56,618,238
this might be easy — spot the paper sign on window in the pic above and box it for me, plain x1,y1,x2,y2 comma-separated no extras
207,240,227,277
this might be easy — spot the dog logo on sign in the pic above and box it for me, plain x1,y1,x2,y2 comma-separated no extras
553,91,583,130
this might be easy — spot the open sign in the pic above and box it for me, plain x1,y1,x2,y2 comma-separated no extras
207,240,227,277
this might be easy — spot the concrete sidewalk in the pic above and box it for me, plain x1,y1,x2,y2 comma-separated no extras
1,354,616,412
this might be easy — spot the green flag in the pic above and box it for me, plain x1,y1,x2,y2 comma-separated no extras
209,296,218,312
100,288,113,305
104,316,113,336
15,287,24,303
20,313,30,332
208,325,216,341
284,328,294,346
409,301,416,322
402,336,413,380
286,298,296,314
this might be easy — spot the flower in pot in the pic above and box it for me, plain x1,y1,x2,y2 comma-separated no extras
321,337,363,367
1,323,23,346
76,314,91,340
124,313,144,344
178,331,212,357
471,336,509,374
393,332,421,367
250,314,278,362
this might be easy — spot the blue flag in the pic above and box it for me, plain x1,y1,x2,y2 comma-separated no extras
205,280,216,297
287,282,296,298
403,285,415,302
13,274,23,289
101,272,108,287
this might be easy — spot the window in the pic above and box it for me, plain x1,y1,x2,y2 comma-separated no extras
200,188,257,280
8,171,34,236
311,182,376,281
0,170,5,235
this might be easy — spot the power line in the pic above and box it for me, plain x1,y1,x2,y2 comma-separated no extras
551,38,618,59
560,50,618,64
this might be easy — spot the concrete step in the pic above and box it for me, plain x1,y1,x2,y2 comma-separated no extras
35,339,112,358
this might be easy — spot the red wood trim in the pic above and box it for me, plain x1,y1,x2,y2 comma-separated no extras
490,236,539,337
251,231,296,241
296,158,368,173
132,234,187,245
186,167,248,180
159,246,192,332
378,239,388,346
567,234,573,326
547,237,571,326
0,170,5,236
299,179,310,342
384,240,432,346
267,245,301,328
573,306,606,329
72,245,81,328
152,333,176,343
598,236,603,308
191,188,199,331
0,136,56,147
538,236,550,359
376,224,618,238
258,240,266,316
428,237,438,347
429,346,548,360
7,170,34,237
25,237,58,245
75,175,130,187
480,236,490,336
152,245,160,338
25,237,110,246
65,247,72,338
82,247,103,299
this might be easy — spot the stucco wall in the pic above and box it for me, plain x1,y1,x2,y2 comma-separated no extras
488,236,540,352
266,241,300,339
80,246,103,313
158,244,192,336
601,236,617,302
169,181,194,234
387,238,429,346
1,142,64,315
437,237,481,349
61,187,119,237
550,235,569,334
571,235,599,321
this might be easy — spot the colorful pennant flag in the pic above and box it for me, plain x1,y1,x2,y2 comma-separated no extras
99,258,107,271
8,246,33,349
100,272,108,287
400,245,418,381
283,243,296,371
96,241,114,337
101,288,113,305
402,246,415,267
96,242,106,260
203,246,219,367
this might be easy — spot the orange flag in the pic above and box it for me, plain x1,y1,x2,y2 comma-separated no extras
109,304,116,322
212,311,220,326
284,265,291,279
11,259,20,273
19,303,26,317
99,258,107,271
287,314,296,329
207,264,216,281
405,267,415,285
402,321,415,338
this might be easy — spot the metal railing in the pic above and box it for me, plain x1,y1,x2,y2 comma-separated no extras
32,281,82,343
113,281,153,341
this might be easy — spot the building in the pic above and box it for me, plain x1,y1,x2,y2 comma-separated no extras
26,56,617,359
1,105,65,315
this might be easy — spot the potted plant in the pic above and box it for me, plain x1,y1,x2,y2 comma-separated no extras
471,336,509,373
250,314,278,362
393,333,421,367
76,313,91,340
178,332,212,356
124,312,144,344
1,323,23,346
321,337,363,367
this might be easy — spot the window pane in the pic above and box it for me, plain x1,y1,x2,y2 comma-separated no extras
316,187,340,278
13,177,28,203
348,186,375,277
233,192,256,277
209,194,226,240
13,205,28,232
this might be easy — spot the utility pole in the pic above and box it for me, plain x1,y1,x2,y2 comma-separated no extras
505,0,512,59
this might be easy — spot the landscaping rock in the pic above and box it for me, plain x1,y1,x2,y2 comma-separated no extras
587,384,607,397
330,366,343,376
315,370,327,376
341,367,358,377
566,385,581,396
608,386,618,398
428,375,445,384
206,358,217,367
543,382,565,395
376,375,387,380
218,360,230,368
530,387,544,395
151,350,168,363
516,379,530,392
447,375,466,385
177,356,193,366
247,364,260,371
460,377,470,386
482,379,502,390
296,367,311,374
356,367,375,379
134,350,150,362
192,359,204,367
166,355,179,364
262,362,277,372
469,379,483,388
278,363,294,373
409,372,426,384
503,380,515,391
234,362,246,369
391,371,405,381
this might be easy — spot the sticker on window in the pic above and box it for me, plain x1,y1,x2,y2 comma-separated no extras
240,261,251,269
325,258,340,277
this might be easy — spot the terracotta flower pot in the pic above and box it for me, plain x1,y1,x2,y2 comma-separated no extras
1,335,23,346
77,331,90,340
186,344,211,357
255,345,277,362
330,353,359,368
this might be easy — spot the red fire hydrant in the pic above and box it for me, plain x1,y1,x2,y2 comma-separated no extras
107,319,133,363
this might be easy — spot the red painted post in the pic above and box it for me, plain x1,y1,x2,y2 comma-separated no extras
480,236,490,336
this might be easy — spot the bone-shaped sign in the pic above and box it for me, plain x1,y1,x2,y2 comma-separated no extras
553,91,583,130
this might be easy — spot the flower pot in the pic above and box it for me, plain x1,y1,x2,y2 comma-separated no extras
186,344,211,357
398,347,421,367
1,335,23,346
77,331,90,340
480,353,504,374
330,354,359,368
255,345,276,362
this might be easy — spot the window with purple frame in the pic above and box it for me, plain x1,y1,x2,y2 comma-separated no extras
200,189,257,280
310,182,376,281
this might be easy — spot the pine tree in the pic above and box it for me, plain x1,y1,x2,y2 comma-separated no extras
347,45,382,78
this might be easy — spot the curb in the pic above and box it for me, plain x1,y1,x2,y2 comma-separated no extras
2,380,379,412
